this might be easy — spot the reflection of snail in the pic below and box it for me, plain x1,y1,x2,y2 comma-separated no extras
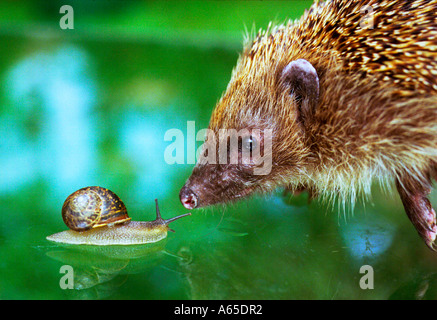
46,186,190,245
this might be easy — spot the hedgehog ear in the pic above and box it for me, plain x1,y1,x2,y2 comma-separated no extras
281,59,319,126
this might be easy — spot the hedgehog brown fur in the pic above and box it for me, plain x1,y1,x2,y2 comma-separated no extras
180,0,437,251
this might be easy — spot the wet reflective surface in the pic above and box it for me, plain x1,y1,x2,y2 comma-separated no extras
1,0,437,299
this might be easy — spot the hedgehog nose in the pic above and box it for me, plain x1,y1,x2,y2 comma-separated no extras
180,186,198,209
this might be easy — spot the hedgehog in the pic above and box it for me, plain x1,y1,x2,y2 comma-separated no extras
179,0,437,251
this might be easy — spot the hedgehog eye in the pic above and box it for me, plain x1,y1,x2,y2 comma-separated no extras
242,135,258,152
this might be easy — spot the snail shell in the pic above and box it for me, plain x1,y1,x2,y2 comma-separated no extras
62,186,131,231
47,186,191,246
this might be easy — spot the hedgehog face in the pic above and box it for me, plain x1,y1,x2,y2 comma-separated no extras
180,57,320,209
180,125,275,209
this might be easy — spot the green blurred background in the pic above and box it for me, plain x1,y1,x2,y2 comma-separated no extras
1,0,436,300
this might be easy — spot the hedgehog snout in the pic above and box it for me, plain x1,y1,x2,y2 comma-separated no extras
180,185,198,210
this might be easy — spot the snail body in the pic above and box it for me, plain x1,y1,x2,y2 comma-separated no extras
47,186,190,246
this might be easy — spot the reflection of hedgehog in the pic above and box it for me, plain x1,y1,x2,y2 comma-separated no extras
180,0,437,251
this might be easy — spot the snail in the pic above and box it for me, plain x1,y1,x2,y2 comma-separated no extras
46,186,191,246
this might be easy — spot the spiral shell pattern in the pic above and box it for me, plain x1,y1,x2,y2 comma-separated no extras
61,186,130,231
